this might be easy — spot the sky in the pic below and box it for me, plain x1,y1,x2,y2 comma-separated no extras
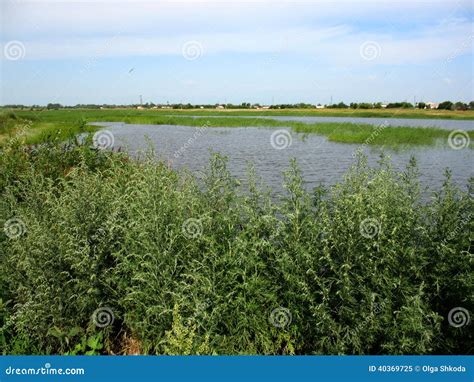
0,0,473,105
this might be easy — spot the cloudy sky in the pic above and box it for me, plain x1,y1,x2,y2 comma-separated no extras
1,0,473,105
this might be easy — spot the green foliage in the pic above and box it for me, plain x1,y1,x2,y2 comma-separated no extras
0,138,472,355
65,333,104,355
438,101,454,110
163,304,211,355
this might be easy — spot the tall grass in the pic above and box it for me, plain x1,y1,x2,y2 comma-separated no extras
0,137,472,355
0,110,98,146
3,109,473,147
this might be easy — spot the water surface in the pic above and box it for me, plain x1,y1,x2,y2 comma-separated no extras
94,122,473,194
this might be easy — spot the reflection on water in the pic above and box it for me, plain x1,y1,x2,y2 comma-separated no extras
93,122,473,195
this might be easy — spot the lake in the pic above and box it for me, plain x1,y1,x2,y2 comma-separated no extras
93,122,473,194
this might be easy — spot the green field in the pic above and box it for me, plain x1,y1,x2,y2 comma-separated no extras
1,109,473,147
134,107,474,120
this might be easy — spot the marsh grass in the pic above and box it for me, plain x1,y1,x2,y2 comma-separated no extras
0,111,98,146
3,109,472,147
0,137,472,355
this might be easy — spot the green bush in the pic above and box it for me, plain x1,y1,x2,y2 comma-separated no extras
0,138,472,355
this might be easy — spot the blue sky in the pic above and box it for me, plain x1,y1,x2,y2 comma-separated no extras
1,0,473,105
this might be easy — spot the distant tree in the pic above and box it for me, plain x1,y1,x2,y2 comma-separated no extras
46,103,62,110
350,103,358,109
327,102,349,109
454,102,468,111
418,102,426,109
469,101,474,110
373,102,382,109
437,101,453,110
386,102,413,109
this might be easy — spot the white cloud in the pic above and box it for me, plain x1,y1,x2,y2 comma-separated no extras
1,0,472,65
2,20,471,66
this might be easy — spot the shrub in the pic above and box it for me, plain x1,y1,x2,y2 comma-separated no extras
0,138,472,355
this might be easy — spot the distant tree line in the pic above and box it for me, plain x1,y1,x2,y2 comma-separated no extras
2,101,474,111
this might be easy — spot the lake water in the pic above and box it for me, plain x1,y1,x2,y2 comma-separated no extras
93,122,473,194
180,115,474,130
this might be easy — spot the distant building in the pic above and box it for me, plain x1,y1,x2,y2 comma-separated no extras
381,104,388,108
136,106,144,110
216,105,225,109
425,102,439,109
315,104,324,109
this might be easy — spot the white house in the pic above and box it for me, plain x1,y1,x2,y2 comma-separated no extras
425,102,439,109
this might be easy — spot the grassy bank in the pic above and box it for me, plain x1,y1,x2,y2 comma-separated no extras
0,111,99,146
152,107,474,120
2,109,473,147
0,137,472,355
